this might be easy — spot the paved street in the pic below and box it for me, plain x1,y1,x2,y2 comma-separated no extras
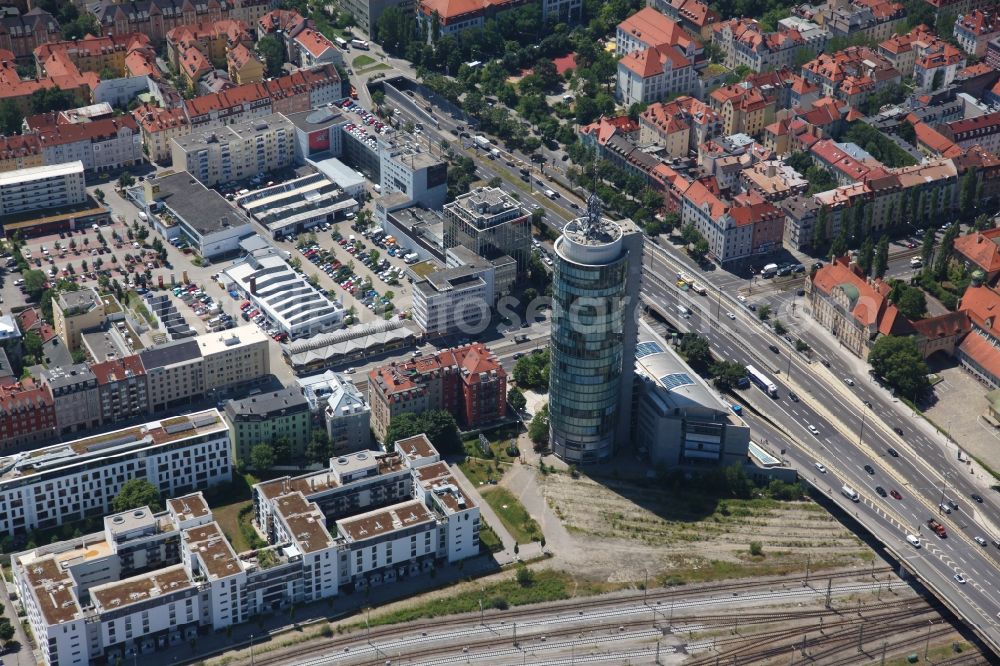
640,240,1000,652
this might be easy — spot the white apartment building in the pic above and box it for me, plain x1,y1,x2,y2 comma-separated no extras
542,0,582,23
170,114,297,188
0,161,86,217
17,434,479,666
0,409,231,536
412,262,495,336
35,116,144,173
223,250,345,339
380,139,448,209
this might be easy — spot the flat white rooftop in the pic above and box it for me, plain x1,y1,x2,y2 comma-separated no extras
0,160,83,186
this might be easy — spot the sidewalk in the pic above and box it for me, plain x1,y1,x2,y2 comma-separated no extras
448,463,523,565
0,579,36,666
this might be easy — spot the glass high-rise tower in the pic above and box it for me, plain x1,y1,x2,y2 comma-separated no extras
548,196,642,464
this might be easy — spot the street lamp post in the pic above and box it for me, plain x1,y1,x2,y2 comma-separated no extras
249,633,254,666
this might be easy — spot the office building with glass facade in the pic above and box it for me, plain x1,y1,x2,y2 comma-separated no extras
548,196,643,464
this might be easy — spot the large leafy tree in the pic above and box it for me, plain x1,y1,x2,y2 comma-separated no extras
385,410,461,455
257,36,286,77
250,443,276,470
528,403,549,446
868,336,930,400
679,333,712,374
113,479,161,513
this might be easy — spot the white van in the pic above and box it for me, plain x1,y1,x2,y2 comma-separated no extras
910,256,922,268
906,534,921,548
761,263,778,278
677,305,691,319
841,484,860,502
137,211,148,222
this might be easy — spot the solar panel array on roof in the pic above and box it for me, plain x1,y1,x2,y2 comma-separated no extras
635,341,664,358
164,422,195,435
87,435,140,454
659,372,694,390
193,415,217,428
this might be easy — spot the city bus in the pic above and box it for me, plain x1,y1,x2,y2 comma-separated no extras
746,365,778,398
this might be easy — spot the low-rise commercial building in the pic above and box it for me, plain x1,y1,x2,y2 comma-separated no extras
170,113,296,187
634,320,750,468
237,168,359,238
143,171,255,258
223,250,345,339
0,409,230,536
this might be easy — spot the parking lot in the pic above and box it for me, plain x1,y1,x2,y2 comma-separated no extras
276,216,416,326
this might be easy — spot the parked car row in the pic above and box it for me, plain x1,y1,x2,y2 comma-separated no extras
238,300,288,342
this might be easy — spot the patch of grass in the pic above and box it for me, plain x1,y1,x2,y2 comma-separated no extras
879,640,971,666
204,473,259,552
459,456,505,487
481,487,541,544
214,499,253,552
352,55,376,67
478,521,503,553
655,552,868,586
368,569,617,627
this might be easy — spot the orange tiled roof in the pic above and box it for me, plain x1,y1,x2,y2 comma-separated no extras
0,134,41,161
954,228,1000,274
294,28,335,58
618,8,699,53
959,332,1000,379
811,256,890,328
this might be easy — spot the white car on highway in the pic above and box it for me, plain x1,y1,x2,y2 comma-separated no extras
808,425,820,436
906,534,921,548
814,461,827,473
726,312,736,320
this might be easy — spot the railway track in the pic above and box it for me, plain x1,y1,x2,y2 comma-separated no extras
245,572,918,666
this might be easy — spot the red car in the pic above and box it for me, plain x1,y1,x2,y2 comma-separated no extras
890,489,902,500
240,301,251,310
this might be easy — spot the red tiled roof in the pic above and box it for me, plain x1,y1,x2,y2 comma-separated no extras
960,285,1000,330
912,311,971,341
227,43,257,70
294,28,335,58
618,8,699,53
0,134,41,161
959,332,1000,380
33,115,139,148
91,355,146,385
954,228,1000,274
811,256,890,328
131,103,188,134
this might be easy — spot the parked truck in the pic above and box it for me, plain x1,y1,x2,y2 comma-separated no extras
473,135,491,149
927,519,947,537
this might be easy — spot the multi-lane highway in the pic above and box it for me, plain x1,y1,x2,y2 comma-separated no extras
641,241,1000,653
371,80,1000,651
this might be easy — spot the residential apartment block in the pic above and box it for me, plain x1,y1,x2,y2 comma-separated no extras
800,46,901,107
171,114,295,187
91,356,150,424
955,9,1000,57
0,409,231,537
12,433,479,666
649,0,719,39
27,114,144,173
0,380,57,452
132,104,191,165
38,364,101,436
367,343,506,441
224,387,312,463
92,0,275,45
639,97,722,158
616,8,701,106
0,161,87,218
416,0,523,40
939,111,1000,154
0,134,44,173
712,18,828,73
825,0,906,43
0,8,60,59
52,287,106,351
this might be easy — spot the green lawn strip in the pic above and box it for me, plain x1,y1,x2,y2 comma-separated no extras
366,569,613,627
481,487,541,544
352,55,375,67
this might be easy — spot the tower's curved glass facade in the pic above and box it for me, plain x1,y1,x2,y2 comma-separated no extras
548,217,628,464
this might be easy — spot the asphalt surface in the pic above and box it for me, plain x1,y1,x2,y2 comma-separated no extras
640,241,1000,652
